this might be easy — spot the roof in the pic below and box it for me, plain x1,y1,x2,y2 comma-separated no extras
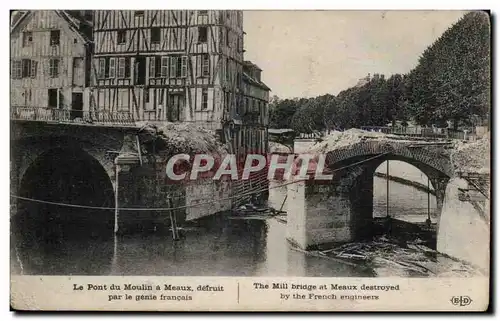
11,10,92,43
243,60,262,71
242,72,271,91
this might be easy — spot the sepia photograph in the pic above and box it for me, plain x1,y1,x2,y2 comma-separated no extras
8,7,491,311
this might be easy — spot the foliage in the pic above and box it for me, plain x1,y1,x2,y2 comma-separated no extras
269,12,490,132
406,12,490,128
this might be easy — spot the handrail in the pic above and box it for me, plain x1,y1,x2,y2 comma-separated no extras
10,106,135,126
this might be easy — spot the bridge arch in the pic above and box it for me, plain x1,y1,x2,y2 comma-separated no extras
287,140,453,250
324,140,453,179
13,145,116,247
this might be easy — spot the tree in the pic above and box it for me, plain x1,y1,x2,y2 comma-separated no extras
269,98,301,129
290,94,335,133
406,12,490,128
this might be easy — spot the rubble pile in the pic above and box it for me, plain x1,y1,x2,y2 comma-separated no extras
310,236,482,277
451,134,490,174
307,129,409,154
138,122,228,155
269,141,292,154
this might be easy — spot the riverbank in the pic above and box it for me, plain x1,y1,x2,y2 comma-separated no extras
374,172,435,196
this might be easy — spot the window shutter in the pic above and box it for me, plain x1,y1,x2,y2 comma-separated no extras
11,61,19,79
99,58,106,79
109,58,116,78
118,58,125,78
125,58,131,77
149,57,155,79
170,56,177,78
30,60,37,78
161,56,169,78
181,56,187,78
196,55,202,77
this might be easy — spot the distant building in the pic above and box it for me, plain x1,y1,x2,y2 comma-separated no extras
10,10,93,115
89,10,245,129
237,61,270,155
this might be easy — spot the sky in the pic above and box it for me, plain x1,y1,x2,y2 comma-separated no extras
243,10,467,98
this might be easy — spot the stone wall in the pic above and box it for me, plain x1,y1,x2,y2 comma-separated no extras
437,178,490,271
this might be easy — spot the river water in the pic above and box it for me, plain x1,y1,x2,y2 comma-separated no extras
12,162,477,277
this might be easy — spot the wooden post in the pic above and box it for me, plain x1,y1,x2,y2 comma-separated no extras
114,164,120,234
386,160,389,218
279,193,288,212
135,135,142,166
168,198,179,241
427,176,431,224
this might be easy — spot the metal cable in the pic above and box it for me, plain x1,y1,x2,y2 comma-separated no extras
11,152,390,211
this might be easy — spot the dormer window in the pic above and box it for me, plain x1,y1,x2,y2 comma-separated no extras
151,27,161,44
50,30,60,46
22,31,32,47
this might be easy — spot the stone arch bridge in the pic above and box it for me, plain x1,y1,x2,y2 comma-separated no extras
287,137,455,250
10,119,233,242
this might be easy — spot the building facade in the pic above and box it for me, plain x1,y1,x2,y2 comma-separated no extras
235,61,270,156
89,10,245,129
10,10,92,116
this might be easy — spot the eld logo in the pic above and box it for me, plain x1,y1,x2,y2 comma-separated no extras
450,296,473,306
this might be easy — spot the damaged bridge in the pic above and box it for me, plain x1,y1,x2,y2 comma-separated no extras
286,130,490,269
10,117,241,240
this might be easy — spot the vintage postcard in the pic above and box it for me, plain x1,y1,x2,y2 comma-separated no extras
9,9,491,311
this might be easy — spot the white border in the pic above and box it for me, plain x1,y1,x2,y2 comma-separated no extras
1,0,497,319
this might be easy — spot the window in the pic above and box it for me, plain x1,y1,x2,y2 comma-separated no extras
49,58,59,78
11,60,22,79
161,56,169,77
109,58,116,78
48,89,58,108
98,58,106,79
22,59,30,78
151,27,160,44
50,30,60,46
201,88,208,110
20,59,38,78
22,31,32,47
198,26,207,43
117,30,126,45
202,54,209,77
199,10,208,15
172,56,187,78
134,10,144,17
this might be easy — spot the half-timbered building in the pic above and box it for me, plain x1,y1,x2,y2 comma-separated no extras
90,10,245,132
10,10,93,116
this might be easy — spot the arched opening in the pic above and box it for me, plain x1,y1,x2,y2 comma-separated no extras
13,147,115,274
373,160,437,222
372,160,438,247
